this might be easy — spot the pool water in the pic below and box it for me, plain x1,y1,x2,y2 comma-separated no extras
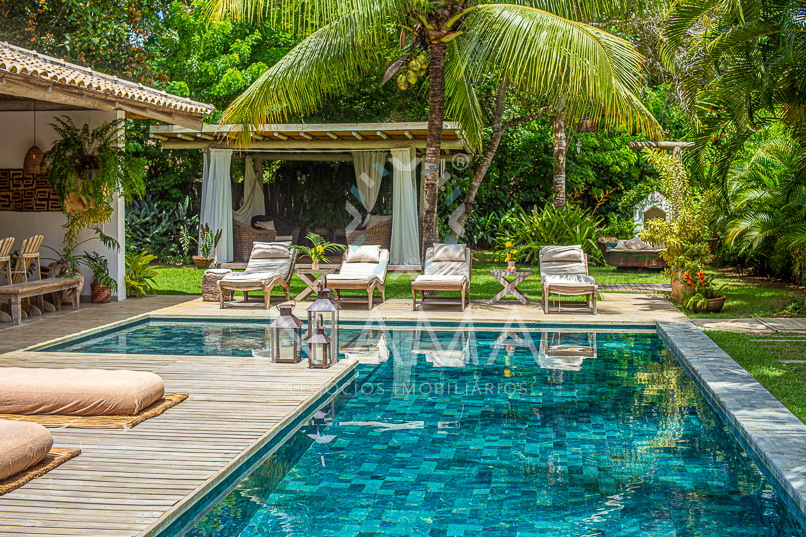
45,320,806,536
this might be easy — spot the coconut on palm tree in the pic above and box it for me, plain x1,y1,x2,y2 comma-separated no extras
206,0,661,251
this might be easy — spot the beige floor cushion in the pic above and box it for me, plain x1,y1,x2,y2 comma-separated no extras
0,420,53,480
0,368,165,416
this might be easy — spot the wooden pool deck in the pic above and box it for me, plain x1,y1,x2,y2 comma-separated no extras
0,349,356,536
0,294,685,536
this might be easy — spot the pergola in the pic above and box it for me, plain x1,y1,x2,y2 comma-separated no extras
0,42,214,298
149,121,469,266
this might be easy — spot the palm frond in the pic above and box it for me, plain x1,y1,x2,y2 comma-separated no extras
444,41,485,152
457,4,662,137
220,12,393,146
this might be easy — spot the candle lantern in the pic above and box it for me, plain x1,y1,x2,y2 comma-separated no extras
269,303,303,363
306,278,341,366
306,317,333,368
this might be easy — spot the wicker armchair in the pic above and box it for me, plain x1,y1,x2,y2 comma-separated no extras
251,216,301,245
346,219,392,250
233,219,275,262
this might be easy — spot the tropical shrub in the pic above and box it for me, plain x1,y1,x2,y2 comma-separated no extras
497,204,602,265
125,251,159,298
126,194,198,263
639,149,712,276
681,270,727,310
599,213,636,240
181,224,222,259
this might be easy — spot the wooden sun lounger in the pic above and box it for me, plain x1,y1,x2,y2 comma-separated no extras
0,277,80,325
411,244,472,311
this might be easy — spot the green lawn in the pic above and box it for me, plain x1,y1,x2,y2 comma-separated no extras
152,250,668,300
705,330,806,424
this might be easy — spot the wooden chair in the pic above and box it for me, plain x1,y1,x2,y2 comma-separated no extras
10,235,53,316
0,237,14,286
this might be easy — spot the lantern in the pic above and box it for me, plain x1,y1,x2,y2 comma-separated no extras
306,317,333,368
23,146,46,175
269,303,303,363
306,278,341,366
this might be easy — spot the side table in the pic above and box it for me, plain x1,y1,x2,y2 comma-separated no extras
295,267,339,301
489,269,531,305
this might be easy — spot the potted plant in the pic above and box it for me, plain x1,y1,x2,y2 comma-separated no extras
181,225,222,269
292,233,345,270
502,241,519,272
682,270,727,312
44,116,146,248
81,252,117,303
43,226,120,304
639,149,714,300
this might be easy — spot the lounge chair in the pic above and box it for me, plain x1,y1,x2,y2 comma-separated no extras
539,245,597,314
411,243,472,311
0,368,164,415
218,241,297,309
326,245,389,309
0,420,53,480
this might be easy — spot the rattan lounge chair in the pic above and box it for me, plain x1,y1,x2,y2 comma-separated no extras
327,246,389,309
232,218,302,262
539,245,597,314
411,244,472,311
218,242,297,309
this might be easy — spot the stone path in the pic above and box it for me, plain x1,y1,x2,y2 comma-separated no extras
600,282,671,293
692,317,806,334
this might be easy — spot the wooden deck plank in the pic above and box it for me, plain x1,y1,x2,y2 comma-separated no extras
0,351,356,537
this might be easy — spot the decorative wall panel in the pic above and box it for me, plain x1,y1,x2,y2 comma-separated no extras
0,170,61,211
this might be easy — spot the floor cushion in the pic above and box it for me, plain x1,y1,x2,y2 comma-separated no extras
0,420,53,480
0,368,165,416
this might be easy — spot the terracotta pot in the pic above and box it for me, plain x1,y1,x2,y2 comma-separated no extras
507,260,516,273
312,259,320,270
192,256,214,269
91,283,111,303
692,295,726,313
671,270,694,302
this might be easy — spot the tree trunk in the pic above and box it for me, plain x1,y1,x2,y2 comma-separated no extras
552,113,567,207
451,79,508,240
421,39,448,253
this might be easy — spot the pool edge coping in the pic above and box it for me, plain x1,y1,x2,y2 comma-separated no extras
658,320,806,522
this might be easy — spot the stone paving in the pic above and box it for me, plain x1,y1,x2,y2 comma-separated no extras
693,317,806,334
658,321,806,518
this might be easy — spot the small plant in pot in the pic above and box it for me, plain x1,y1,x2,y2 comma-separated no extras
181,224,222,269
82,252,117,303
502,241,519,272
682,270,727,313
292,233,345,269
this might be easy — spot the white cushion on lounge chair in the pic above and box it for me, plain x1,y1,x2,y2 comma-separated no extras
221,254,292,287
432,243,466,262
329,251,389,283
541,245,584,263
251,241,291,259
543,274,595,285
414,274,468,284
345,244,381,263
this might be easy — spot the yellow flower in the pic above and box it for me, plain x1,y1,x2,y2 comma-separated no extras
316,245,324,253
505,241,512,248
512,250,518,254
505,255,511,262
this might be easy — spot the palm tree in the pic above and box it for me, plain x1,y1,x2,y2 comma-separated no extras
206,0,660,250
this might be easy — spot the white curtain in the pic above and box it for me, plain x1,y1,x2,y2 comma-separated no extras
233,156,265,223
391,147,420,265
200,149,234,263
352,151,386,212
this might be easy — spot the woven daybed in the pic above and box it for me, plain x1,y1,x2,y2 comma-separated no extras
0,420,52,480
218,241,297,309
233,217,301,262
0,368,165,416
345,217,392,250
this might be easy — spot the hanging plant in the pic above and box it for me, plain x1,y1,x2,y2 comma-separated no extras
44,116,146,245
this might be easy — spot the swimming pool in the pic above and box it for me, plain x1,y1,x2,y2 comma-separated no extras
43,318,806,536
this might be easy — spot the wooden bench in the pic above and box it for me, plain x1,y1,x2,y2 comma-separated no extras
0,277,81,325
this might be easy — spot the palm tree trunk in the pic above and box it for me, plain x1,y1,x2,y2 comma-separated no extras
421,40,448,253
552,113,567,207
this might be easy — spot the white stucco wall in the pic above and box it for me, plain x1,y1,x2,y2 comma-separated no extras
0,109,126,299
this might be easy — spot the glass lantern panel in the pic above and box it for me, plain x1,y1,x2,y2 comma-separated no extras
276,329,298,362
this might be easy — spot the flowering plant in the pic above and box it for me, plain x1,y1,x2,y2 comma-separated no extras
502,241,519,263
682,270,727,309
292,233,345,261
